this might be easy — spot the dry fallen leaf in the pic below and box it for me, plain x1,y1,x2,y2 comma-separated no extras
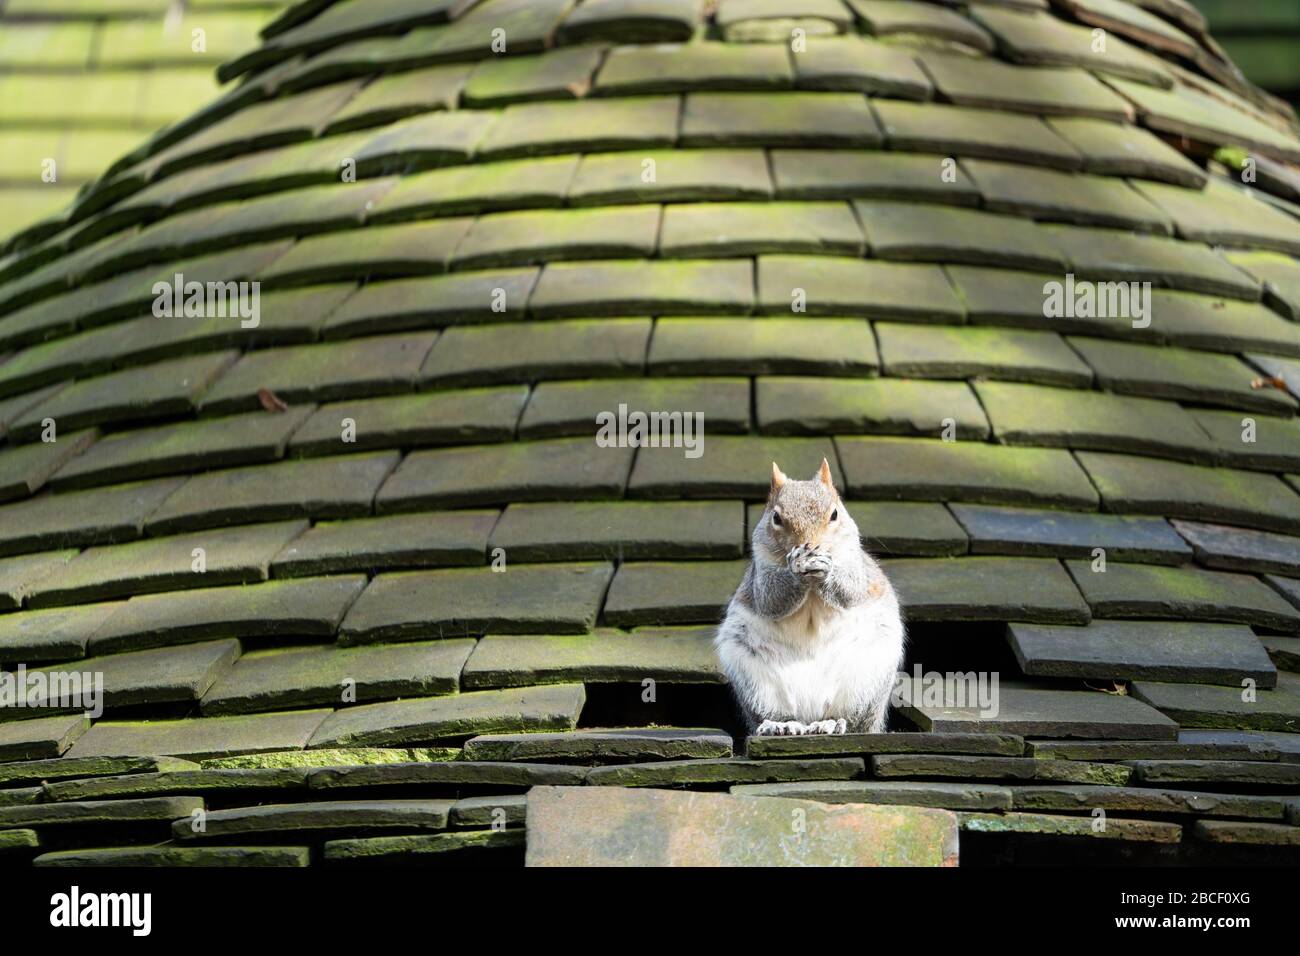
1084,680,1128,696
258,388,289,413
1250,375,1288,393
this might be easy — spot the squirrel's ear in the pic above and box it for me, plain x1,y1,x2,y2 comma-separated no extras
770,461,787,497
817,457,835,489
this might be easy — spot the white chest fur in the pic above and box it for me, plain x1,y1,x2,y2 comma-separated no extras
715,588,905,728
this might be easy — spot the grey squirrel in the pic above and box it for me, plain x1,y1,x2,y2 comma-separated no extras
715,459,906,737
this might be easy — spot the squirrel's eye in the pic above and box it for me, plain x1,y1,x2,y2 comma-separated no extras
830,508,838,522
771,512,782,527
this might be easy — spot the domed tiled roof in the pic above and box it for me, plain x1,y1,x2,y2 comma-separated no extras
1,0,1299,866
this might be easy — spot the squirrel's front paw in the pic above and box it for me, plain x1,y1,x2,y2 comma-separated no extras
805,718,849,735
788,549,832,579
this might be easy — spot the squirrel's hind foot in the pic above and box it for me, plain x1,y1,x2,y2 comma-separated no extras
805,719,848,735
755,719,811,736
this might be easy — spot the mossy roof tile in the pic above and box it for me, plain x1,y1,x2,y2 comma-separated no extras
143,451,400,535
1106,75,1300,164
1224,250,1300,320
423,318,648,386
1008,784,1285,817
885,556,1091,624
871,754,1131,786
756,377,989,440
306,682,586,747
837,437,1099,508
557,0,702,44
272,510,497,577
1044,225,1261,298
876,324,1090,386
971,6,1172,85
1064,560,1300,631
307,760,586,790
488,500,745,561
628,435,837,498
517,376,751,438
0,601,123,664
530,258,754,316
603,560,746,626
41,768,310,802
1190,408,1300,473
87,575,367,655
682,91,882,147
1076,450,1300,534
973,381,1218,463
0,795,203,829
463,626,723,687
463,45,607,107
7,351,238,441
0,550,76,612
453,205,661,269
339,562,614,644
1008,620,1277,685
197,333,438,414
14,638,241,712
731,779,1013,811
1069,337,1296,415
172,798,453,841
0,477,185,558
1134,178,1300,256
718,0,854,39
659,201,864,258
371,155,579,220
1044,115,1206,187
50,407,315,491
478,95,679,158
201,640,476,714
0,715,89,762
951,504,1191,563
1130,677,1300,733
963,159,1172,232
769,150,979,204
1171,519,1300,577
650,318,877,375
353,109,498,174
259,219,473,284
595,41,792,95
897,685,1178,739
791,36,931,98
66,709,333,760
324,63,473,133
0,428,97,503
878,98,1081,169
376,438,633,510
920,51,1134,121
463,726,732,762
288,386,527,456
849,0,994,50
23,520,308,609
324,268,539,336
756,255,964,320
